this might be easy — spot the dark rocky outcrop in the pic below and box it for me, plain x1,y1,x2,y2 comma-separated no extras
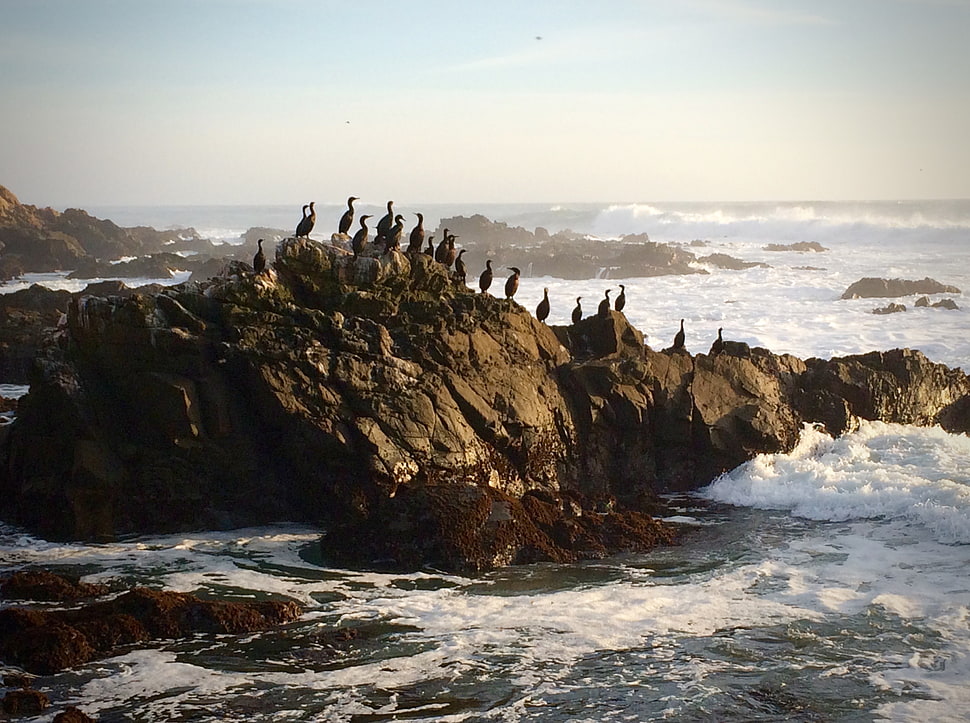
873,302,907,314
0,578,301,675
1,239,967,574
915,295,959,310
764,241,828,252
434,216,750,279
842,276,961,299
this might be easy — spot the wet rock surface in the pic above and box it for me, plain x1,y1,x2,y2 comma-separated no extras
0,571,302,675
0,238,967,574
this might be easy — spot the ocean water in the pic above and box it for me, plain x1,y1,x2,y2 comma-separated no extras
2,200,970,721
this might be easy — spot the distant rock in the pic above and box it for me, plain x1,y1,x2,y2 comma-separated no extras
915,295,960,310
697,253,770,270
873,302,907,314
434,216,750,279
842,277,961,299
764,241,828,252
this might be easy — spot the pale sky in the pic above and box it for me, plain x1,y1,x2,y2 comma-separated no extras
2,0,969,206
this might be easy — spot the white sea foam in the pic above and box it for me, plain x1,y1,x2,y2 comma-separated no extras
701,421,970,544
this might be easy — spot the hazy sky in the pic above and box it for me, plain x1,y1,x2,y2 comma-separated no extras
3,0,969,206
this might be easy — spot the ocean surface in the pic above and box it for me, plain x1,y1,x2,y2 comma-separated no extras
2,200,970,721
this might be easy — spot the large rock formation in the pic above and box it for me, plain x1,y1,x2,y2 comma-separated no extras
1,239,967,574
0,184,207,278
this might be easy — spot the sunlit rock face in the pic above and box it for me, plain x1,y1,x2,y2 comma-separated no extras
1,238,967,573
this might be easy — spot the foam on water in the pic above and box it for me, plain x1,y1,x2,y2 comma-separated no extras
702,421,970,543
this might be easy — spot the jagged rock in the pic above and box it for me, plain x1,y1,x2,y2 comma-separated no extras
915,295,959,310
2,688,50,715
53,706,96,723
873,302,906,314
1,570,108,602
0,577,302,674
1,238,968,574
764,241,828,252
842,276,960,299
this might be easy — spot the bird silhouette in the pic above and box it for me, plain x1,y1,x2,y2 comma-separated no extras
535,287,550,323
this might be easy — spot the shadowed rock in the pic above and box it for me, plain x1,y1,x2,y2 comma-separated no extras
1,237,968,574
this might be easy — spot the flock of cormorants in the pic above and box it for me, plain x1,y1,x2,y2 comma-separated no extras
254,200,727,355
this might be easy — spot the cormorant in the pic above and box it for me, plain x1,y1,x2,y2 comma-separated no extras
615,284,626,312
454,249,467,283
443,234,458,268
673,319,686,350
598,289,612,318
434,230,450,263
479,259,493,293
424,236,435,256
505,267,521,299
536,287,550,323
352,215,372,257
253,238,266,274
384,214,405,253
376,201,394,243
407,213,425,254
710,327,724,356
295,201,316,238
338,196,358,235
572,296,583,324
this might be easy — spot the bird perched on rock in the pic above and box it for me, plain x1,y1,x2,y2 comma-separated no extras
435,230,450,264
424,236,435,256
505,267,521,299
536,288,550,323
615,284,626,312
352,215,372,257
598,289,612,318
338,196,358,235
376,201,394,244
673,319,686,350
295,201,315,238
407,213,425,254
572,296,583,324
454,249,467,284
710,327,724,356
253,238,266,274
479,259,493,293
443,234,458,269
384,214,405,253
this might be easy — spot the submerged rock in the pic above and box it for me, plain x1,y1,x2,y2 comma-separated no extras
1,238,968,574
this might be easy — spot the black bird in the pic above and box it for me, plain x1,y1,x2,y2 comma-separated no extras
407,213,425,254
454,249,467,283
295,201,316,238
443,234,459,268
338,196,358,235
384,214,405,253
352,214,372,257
253,238,266,274
376,201,394,243
479,259,493,293
505,267,521,299
435,230,450,264
710,327,724,356
673,319,686,350
572,296,583,324
614,284,626,312
535,287,550,323
424,235,435,257
598,289,612,318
